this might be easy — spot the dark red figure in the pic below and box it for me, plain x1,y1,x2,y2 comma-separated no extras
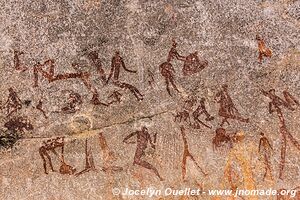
259,132,273,181
75,139,97,176
212,128,233,151
180,126,207,180
174,110,191,125
87,51,106,84
36,99,48,119
4,116,33,133
3,88,22,117
261,89,300,179
39,137,76,175
33,59,101,105
108,91,122,105
13,50,28,71
114,81,144,101
192,98,214,129
61,91,83,113
106,51,137,83
123,126,163,181
174,96,196,125
159,40,184,96
182,51,208,76
167,40,185,62
215,84,249,126
159,61,180,96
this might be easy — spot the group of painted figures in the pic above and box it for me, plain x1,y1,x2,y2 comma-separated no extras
1,36,299,194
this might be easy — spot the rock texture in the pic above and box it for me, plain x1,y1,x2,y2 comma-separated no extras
0,0,299,200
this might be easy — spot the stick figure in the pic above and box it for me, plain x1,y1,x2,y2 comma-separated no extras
98,132,123,172
192,98,214,129
180,126,207,180
106,51,137,84
39,137,75,175
256,35,272,63
3,88,22,117
123,126,163,181
36,99,48,119
261,89,300,179
75,138,97,176
87,51,106,84
114,81,144,101
33,59,102,105
215,84,249,126
258,132,273,181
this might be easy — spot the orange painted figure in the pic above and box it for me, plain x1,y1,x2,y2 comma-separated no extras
75,139,97,176
256,35,272,63
222,131,258,200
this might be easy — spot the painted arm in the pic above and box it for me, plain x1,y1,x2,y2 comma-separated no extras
123,131,137,144
121,58,136,73
106,61,114,84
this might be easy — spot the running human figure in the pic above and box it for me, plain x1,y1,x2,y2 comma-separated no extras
259,132,273,181
3,88,23,117
180,126,207,180
106,51,137,83
123,126,164,181
256,35,272,63
215,84,249,126
261,89,300,179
